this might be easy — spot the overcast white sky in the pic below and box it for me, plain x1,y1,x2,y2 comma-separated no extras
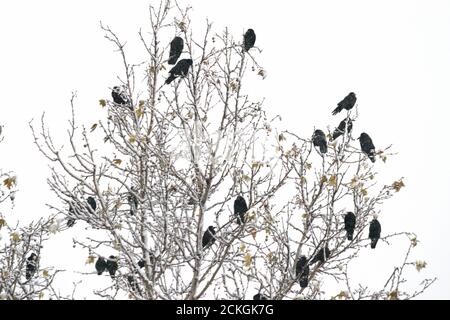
0,0,449,299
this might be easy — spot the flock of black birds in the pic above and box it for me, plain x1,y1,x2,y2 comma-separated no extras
25,29,382,298
109,28,256,102
254,92,383,299
313,92,377,164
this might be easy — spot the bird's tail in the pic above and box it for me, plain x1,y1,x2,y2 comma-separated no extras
332,106,341,115
347,231,353,241
165,74,176,85
168,55,178,65
371,238,378,249
299,276,308,288
168,58,176,65
320,144,328,154
369,151,376,163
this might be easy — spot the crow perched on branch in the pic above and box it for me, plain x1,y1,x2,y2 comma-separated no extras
95,257,107,275
310,245,330,264
67,203,76,227
369,218,381,249
138,253,156,268
253,293,268,300
295,255,310,288
165,59,193,84
26,253,38,280
243,29,256,52
358,132,376,163
234,196,248,225
127,275,139,292
87,196,97,213
106,256,118,279
111,86,129,105
332,92,357,115
331,119,353,141
202,226,216,248
66,218,76,227
168,36,184,65
344,212,356,240
128,188,139,216
312,129,328,154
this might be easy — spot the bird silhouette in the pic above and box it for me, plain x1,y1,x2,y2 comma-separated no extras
253,293,268,300
202,226,216,248
86,197,97,213
344,212,356,240
67,217,76,228
111,86,129,105
128,188,139,215
312,129,328,154
168,36,184,65
331,119,353,141
138,254,156,269
369,218,381,249
358,132,376,163
95,257,107,275
234,196,248,225
310,245,330,264
243,29,256,52
106,256,118,279
295,255,310,288
26,253,38,280
165,59,193,84
127,275,139,292
332,92,357,115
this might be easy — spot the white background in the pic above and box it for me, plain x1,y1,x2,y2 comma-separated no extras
0,0,449,299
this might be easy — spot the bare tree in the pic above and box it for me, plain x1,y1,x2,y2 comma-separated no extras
30,0,434,300
0,127,61,300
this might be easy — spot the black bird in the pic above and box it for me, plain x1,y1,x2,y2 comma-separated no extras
310,245,330,264
295,255,310,288
26,253,38,280
87,197,97,213
253,293,268,300
358,132,376,163
128,188,139,215
243,29,256,52
95,257,107,275
234,196,248,225
369,218,381,249
67,203,76,227
165,59,193,85
138,253,156,268
344,212,356,241
202,226,216,248
67,218,76,228
312,129,328,154
111,86,129,105
332,92,357,115
106,256,118,279
331,119,353,141
168,36,184,65
127,275,139,292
